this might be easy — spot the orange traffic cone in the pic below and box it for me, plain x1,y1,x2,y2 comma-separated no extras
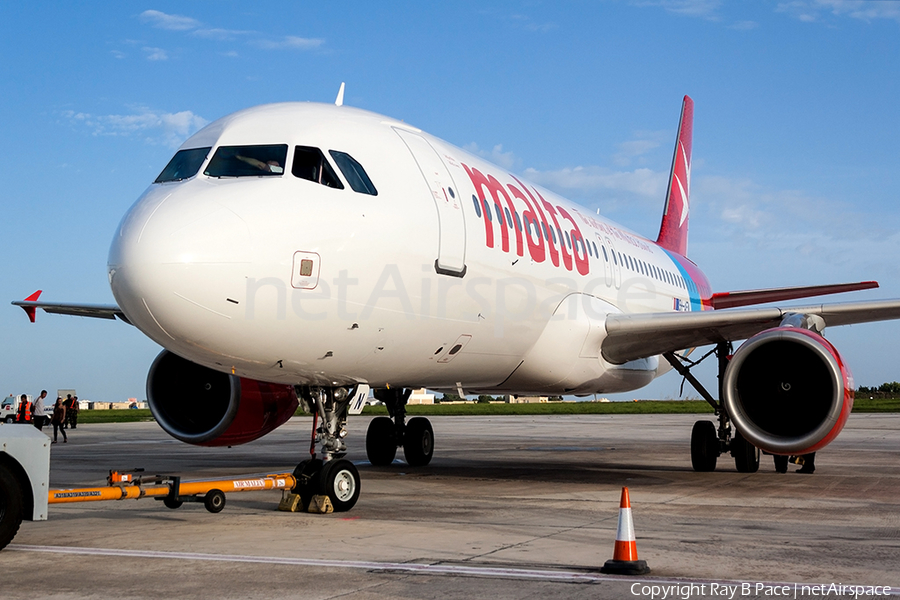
600,486,650,575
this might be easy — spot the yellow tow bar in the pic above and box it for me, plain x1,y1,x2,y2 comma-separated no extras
48,471,299,513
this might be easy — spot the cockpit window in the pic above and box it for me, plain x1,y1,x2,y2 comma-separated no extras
154,147,211,183
329,150,378,196
204,144,287,178
292,146,343,188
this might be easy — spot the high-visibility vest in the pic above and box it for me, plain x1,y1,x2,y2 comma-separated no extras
17,400,32,423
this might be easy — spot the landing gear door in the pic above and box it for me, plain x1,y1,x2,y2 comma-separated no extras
348,384,371,416
394,128,467,277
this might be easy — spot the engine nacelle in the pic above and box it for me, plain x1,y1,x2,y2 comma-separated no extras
722,327,854,455
147,350,298,447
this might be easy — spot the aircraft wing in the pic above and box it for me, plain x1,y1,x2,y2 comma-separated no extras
12,292,129,324
602,298,900,364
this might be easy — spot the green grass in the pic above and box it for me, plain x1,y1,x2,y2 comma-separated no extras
853,397,900,412
64,397,900,424
360,400,716,416
74,409,155,423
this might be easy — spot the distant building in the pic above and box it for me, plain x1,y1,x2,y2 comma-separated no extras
509,395,549,403
408,388,435,405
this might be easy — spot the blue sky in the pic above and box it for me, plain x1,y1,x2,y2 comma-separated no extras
2,1,899,402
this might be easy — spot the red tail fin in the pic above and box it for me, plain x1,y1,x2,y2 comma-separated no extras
656,95,693,257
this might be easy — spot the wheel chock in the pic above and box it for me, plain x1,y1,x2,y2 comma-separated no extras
278,491,303,512
307,495,333,514
600,487,650,575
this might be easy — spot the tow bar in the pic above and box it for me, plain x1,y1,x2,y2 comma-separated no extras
48,469,299,514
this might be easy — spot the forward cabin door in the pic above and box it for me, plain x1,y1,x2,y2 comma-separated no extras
394,128,467,277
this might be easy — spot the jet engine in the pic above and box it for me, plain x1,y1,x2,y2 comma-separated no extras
722,327,854,456
147,350,298,446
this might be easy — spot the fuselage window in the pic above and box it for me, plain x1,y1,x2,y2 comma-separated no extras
602,246,609,262
494,203,504,226
329,150,377,195
514,210,522,231
155,147,211,183
293,146,343,188
205,144,287,178
504,207,513,228
483,198,493,221
564,231,571,250
472,195,482,217
587,240,593,258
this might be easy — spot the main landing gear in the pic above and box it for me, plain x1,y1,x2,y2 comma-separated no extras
293,386,363,512
664,342,760,473
366,388,434,467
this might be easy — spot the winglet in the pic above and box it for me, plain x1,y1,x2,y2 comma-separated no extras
21,290,42,323
656,95,693,257
335,82,345,107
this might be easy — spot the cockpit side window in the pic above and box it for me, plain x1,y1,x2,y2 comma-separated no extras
204,144,287,178
292,146,343,189
154,147,211,183
329,150,378,196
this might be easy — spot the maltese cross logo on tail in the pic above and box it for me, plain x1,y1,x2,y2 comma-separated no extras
655,95,693,257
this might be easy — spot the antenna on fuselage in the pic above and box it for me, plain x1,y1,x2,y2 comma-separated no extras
335,82,345,106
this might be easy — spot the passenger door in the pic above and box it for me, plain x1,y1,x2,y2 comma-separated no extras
394,128,467,277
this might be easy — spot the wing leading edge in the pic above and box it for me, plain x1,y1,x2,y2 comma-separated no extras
602,298,900,365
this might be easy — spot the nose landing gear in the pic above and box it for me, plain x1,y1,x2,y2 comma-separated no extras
293,385,366,512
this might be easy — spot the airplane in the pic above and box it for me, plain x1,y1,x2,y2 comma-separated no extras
15,90,900,512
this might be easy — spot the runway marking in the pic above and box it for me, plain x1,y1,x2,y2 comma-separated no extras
9,545,900,594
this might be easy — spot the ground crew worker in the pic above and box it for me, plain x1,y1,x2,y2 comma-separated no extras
792,452,816,474
63,395,74,429
51,397,67,443
68,396,79,429
32,390,48,431
16,394,32,424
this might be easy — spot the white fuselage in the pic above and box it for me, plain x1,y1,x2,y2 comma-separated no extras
108,103,702,395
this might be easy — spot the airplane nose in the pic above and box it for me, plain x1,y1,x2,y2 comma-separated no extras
108,184,251,346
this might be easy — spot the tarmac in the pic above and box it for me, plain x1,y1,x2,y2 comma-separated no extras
1,413,899,599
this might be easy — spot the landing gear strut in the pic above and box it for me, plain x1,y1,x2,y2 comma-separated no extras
366,388,434,467
293,385,364,512
664,341,759,473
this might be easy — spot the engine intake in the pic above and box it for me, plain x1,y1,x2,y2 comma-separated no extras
147,350,298,446
722,327,853,455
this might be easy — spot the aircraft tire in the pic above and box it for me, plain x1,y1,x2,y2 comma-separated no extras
0,463,24,551
403,417,434,467
204,489,226,513
366,417,397,466
731,430,760,473
293,458,323,509
319,459,360,512
690,420,718,472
